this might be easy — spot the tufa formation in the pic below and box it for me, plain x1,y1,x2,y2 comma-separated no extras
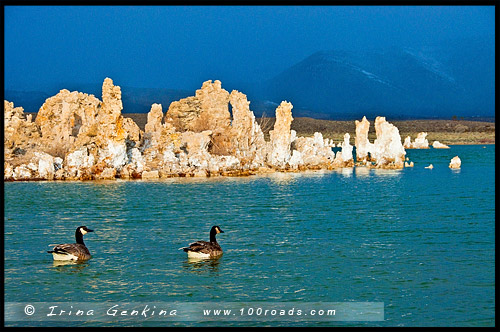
5,78,427,181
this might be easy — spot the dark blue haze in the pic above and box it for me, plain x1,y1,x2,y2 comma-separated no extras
4,6,495,118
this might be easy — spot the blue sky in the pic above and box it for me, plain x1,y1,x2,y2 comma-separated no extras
4,6,495,92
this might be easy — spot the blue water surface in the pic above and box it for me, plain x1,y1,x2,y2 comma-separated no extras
4,145,495,327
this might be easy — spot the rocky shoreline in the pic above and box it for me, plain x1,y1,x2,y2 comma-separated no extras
4,78,490,181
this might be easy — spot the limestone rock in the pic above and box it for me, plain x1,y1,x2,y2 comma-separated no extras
141,103,180,173
403,136,412,149
122,117,141,144
432,141,450,149
5,78,436,181
165,80,230,134
194,80,231,133
413,132,429,148
267,101,294,168
144,103,165,135
34,151,56,180
208,155,241,175
164,96,202,132
98,140,128,170
324,138,335,148
36,89,100,158
371,117,406,168
180,130,213,170
290,132,336,169
127,147,145,174
4,162,14,180
332,133,355,167
449,156,461,169
75,78,141,177
94,78,130,143
141,170,159,179
28,78,142,179
354,116,373,162
4,100,41,160
339,133,354,165
288,150,304,168
65,146,95,180
96,167,117,180
164,80,232,157
229,90,266,167
12,164,34,180
404,132,429,149
101,77,123,121
354,116,406,168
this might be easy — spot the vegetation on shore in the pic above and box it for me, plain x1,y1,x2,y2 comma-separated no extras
284,117,495,145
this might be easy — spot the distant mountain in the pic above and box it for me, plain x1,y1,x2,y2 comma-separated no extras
5,37,494,120
252,37,494,119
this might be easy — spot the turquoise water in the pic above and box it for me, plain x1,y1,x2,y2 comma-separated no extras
4,145,495,326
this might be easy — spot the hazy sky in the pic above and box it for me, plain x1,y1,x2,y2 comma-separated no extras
4,5,495,92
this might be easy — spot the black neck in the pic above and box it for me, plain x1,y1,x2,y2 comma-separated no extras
75,230,85,245
209,229,218,243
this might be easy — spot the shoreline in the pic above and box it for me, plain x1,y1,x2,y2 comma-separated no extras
121,114,496,146
23,112,495,146
2,148,490,184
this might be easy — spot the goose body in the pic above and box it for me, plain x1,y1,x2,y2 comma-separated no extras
180,226,224,259
48,226,94,261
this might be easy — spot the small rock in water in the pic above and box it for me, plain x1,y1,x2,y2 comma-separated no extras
449,156,461,169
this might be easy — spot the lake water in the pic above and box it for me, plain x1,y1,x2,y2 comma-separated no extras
4,145,495,327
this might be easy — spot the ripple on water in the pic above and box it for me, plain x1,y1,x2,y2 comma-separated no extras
3,146,495,326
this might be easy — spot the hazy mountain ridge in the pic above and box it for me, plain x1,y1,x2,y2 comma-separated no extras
256,37,494,119
5,38,494,120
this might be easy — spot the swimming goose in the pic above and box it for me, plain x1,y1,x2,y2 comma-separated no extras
47,226,94,261
180,225,224,259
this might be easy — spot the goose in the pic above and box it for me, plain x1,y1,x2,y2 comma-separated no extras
180,225,224,259
47,226,94,261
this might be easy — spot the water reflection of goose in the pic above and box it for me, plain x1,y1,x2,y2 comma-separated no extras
47,226,94,261
183,257,221,273
52,260,90,271
179,226,224,259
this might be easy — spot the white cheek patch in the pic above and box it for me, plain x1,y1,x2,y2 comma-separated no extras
80,229,87,235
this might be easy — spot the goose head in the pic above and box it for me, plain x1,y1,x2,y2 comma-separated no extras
209,225,224,243
212,225,224,234
77,226,94,235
